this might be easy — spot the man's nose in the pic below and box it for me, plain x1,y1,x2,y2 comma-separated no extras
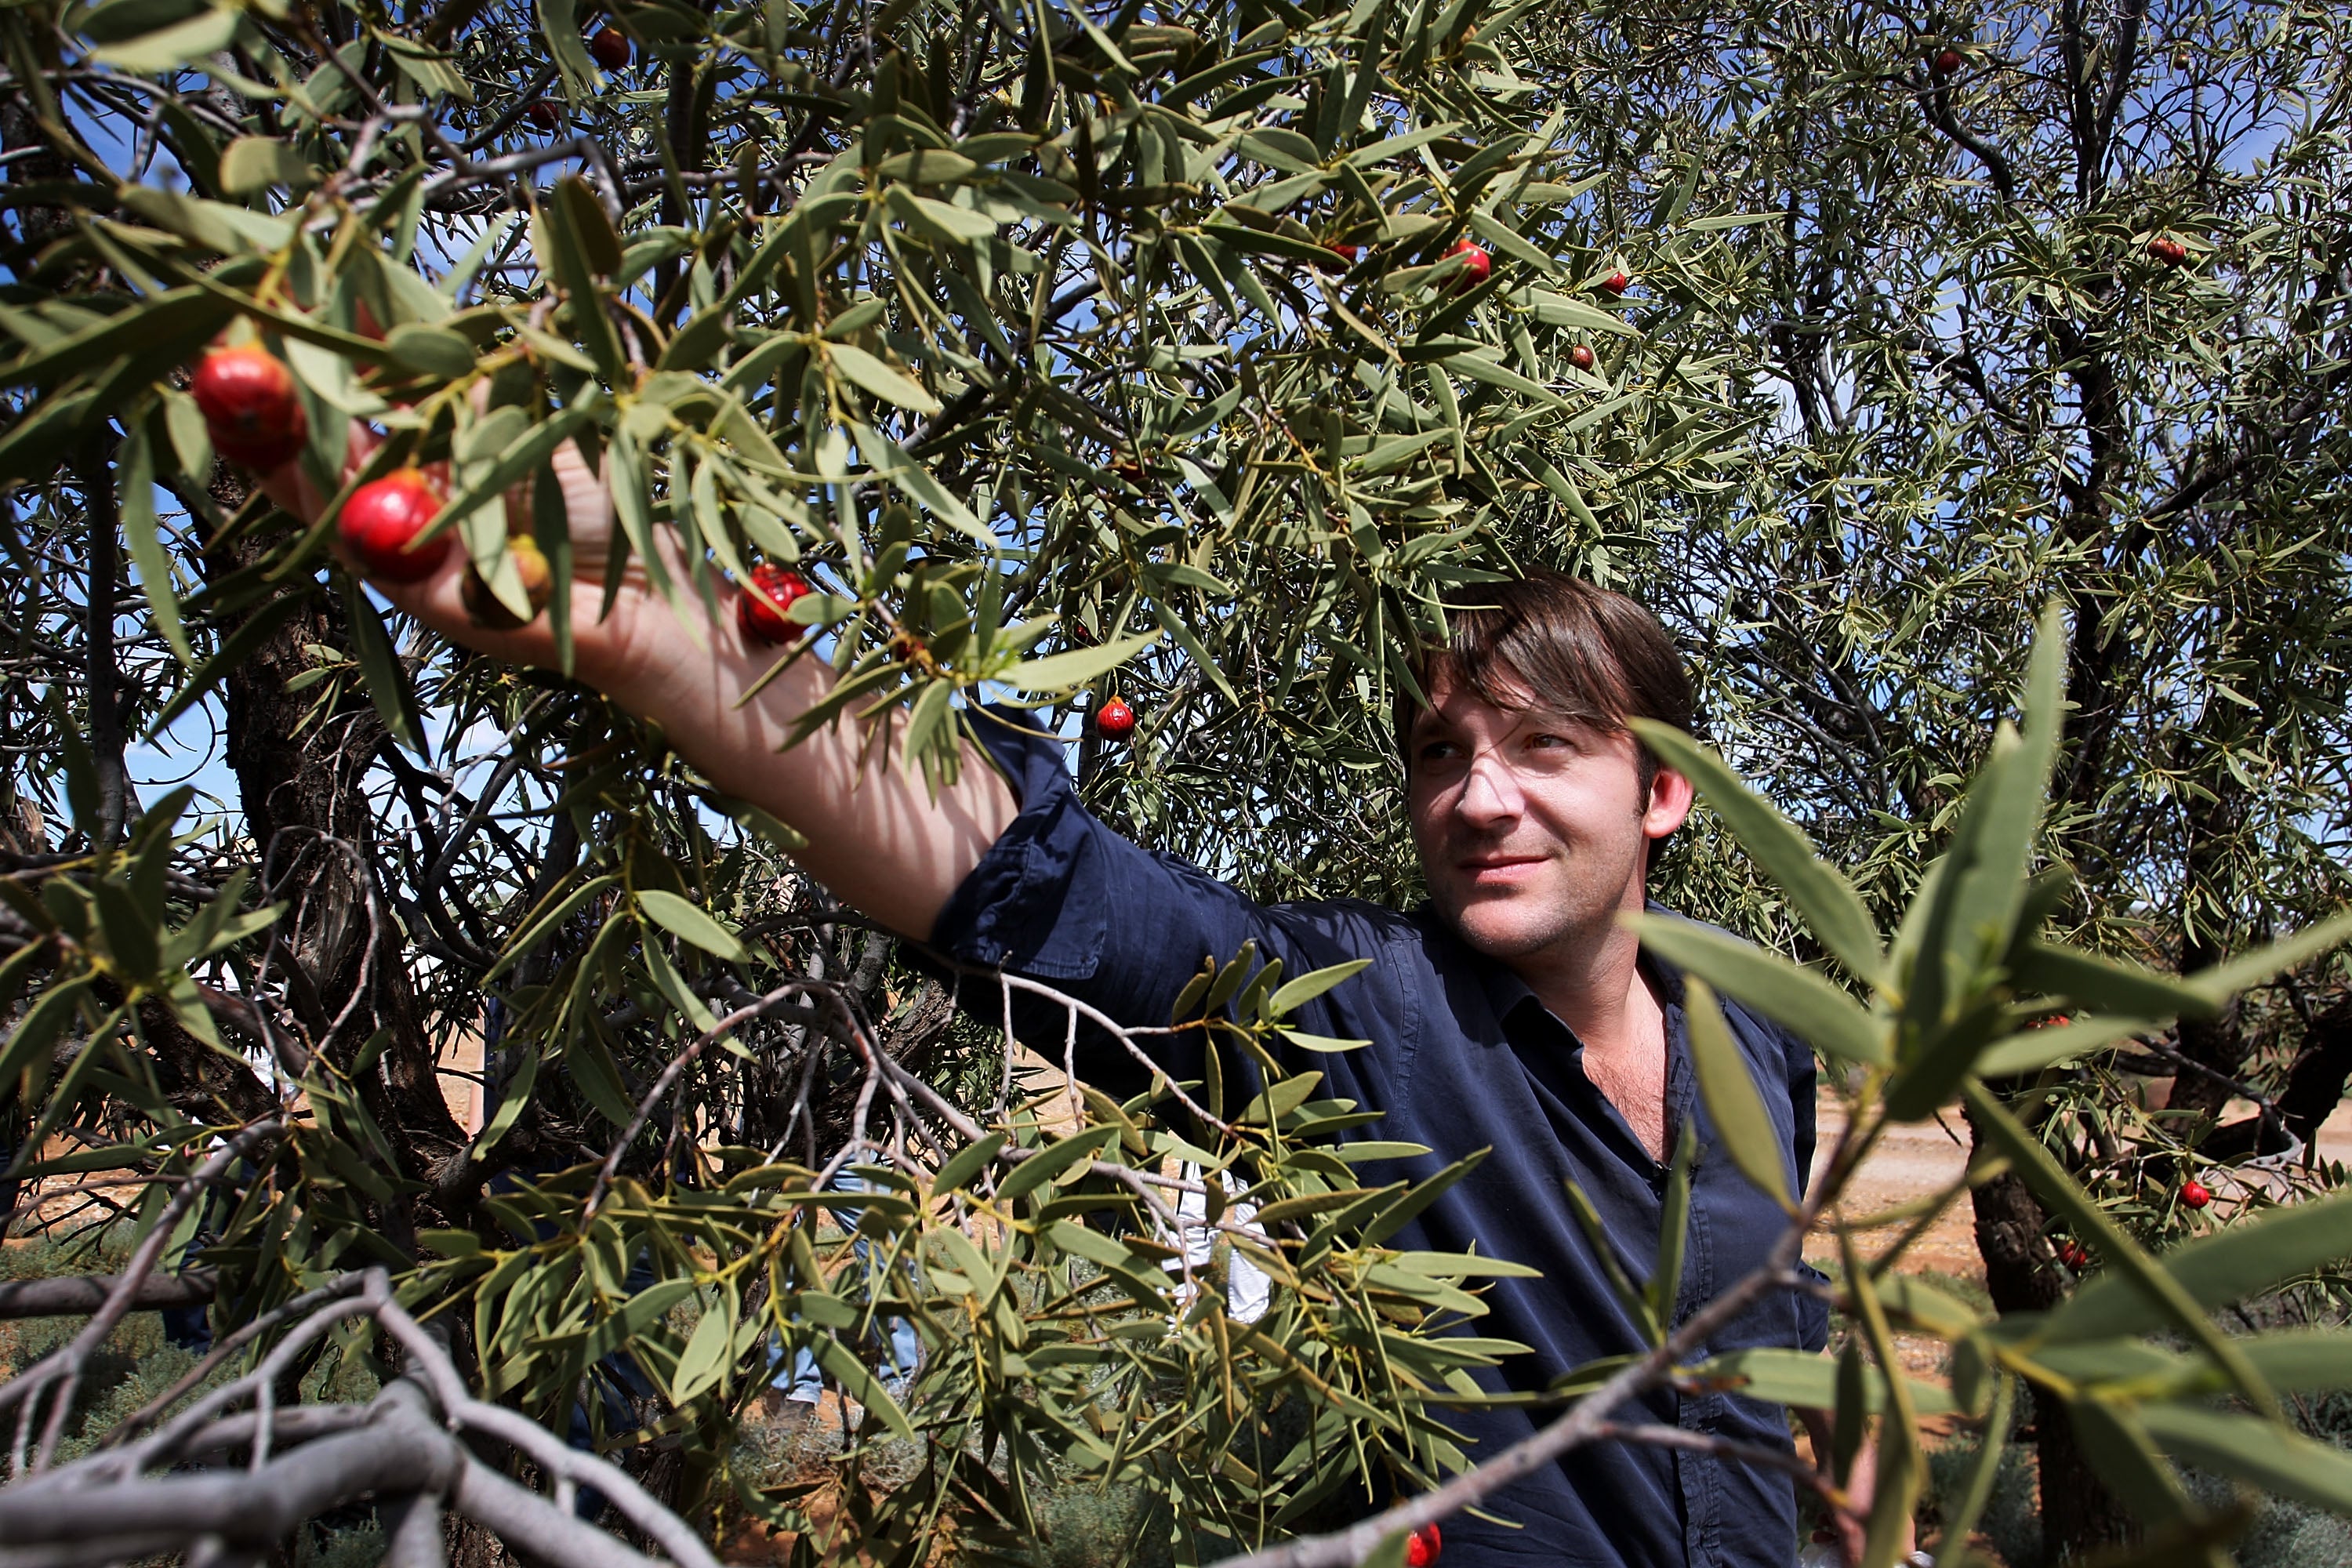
1455,748,1522,826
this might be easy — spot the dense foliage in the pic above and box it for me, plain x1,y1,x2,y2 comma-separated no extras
1,0,2350,1560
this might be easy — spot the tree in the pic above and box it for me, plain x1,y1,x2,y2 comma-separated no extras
1,0,2350,1560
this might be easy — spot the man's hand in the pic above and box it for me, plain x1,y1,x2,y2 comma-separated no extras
259,412,670,697
260,416,1017,940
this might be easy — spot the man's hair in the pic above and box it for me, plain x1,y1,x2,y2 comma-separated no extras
1396,572,1694,796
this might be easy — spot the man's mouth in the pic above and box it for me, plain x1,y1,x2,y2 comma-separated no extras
1458,853,1548,886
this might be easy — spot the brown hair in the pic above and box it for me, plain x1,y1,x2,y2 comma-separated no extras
1396,572,1693,793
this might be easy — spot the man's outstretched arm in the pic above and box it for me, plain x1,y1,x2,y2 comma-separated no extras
274,431,1017,942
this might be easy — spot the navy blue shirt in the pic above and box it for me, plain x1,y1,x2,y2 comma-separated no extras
931,711,1829,1568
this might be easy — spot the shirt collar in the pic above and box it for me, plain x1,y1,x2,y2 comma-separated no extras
1464,898,1690,1033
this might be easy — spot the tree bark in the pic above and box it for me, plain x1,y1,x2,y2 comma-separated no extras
201,484,468,1227
77,434,129,846
1965,1098,2140,1557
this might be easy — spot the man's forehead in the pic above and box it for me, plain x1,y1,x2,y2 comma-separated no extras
1407,679,1609,739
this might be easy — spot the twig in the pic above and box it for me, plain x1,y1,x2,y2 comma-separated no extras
2,1120,281,1474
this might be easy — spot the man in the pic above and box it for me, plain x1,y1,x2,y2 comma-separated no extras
289,448,1866,1566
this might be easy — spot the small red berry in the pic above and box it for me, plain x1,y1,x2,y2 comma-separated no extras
2180,1178,2211,1210
587,25,631,71
2147,237,2189,266
339,469,450,583
1324,241,1359,264
191,345,308,471
1933,49,1965,74
1570,344,1597,371
1444,238,1491,292
524,100,564,133
1600,269,1631,296
1406,1524,1442,1568
737,563,812,645
1094,698,1135,741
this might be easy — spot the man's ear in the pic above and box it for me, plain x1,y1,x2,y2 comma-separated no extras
1642,764,1694,841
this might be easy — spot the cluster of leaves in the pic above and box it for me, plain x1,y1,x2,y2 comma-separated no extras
1646,614,2352,1568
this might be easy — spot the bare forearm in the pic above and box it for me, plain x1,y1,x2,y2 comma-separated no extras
601,593,1017,942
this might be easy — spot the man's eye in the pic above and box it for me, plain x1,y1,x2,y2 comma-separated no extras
1419,740,1463,763
1527,732,1571,750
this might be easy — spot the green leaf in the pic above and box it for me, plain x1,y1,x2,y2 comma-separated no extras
1265,959,1372,1018
996,1127,1118,1203
338,575,430,759
996,630,1162,692
1965,1083,2276,1417
2009,942,2214,1020
672,1298,735,1403
0,977,95,1094
1687,1346,1957,1415
2180,908,2352,1008
637,889,749,963
1628,914,1886,1065
1649,1119,1696,1327
218,136,316,194
1685,978,1793,1211
931,1132,1007,1197
1975,1014,2155,1076
118,424,193,666
826,344,941,413
2043,1189,2352,1345
2064,1397,2195,1533
149,590,315,735
89,5,243,71
1631,721,1886,984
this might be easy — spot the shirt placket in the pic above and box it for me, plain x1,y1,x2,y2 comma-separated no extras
1664,996,1723,1567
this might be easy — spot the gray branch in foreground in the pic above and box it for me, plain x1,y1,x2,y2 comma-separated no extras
0,1270,216,1320
0,1268,717,1568
0,1378,673,1568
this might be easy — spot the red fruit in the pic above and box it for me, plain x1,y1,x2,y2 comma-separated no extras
737,563,812,645
588,25,631,70
2180,1178,2211,1210
2147,237,2189,266
339,470,450,583
1933,49,1964,74
1600,269,1631,296
1570,344,1597,371
524,100,564,132
1445,238,1491,292
1406,1524,1442,1568
1324,241,1360,265
1094,698,1135,741
192,345,307,471
2056,1240,2089,1269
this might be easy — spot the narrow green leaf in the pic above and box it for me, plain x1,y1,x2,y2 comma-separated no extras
1265,959,1372,1018
1686,978,1792,1211
2044,1188,2352,1345
1630,915,1886,1065
637,888,749,963
996,630,1162,692
826,343,940,413
1631,721,1886,984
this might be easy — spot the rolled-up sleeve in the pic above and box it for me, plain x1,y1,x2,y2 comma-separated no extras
927,708,1284,1078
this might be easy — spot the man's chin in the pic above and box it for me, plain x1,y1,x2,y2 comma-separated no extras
1441,898,1566,960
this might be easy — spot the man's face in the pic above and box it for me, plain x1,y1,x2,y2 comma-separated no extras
1405,668,1693,965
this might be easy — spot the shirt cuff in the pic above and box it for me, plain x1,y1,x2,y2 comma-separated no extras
928,706,1106,981
1796,1262,1833,1354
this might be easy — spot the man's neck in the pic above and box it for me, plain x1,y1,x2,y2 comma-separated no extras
1509,880,1671,1160
1518,913,1657,1062
1511,879,1656,1055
